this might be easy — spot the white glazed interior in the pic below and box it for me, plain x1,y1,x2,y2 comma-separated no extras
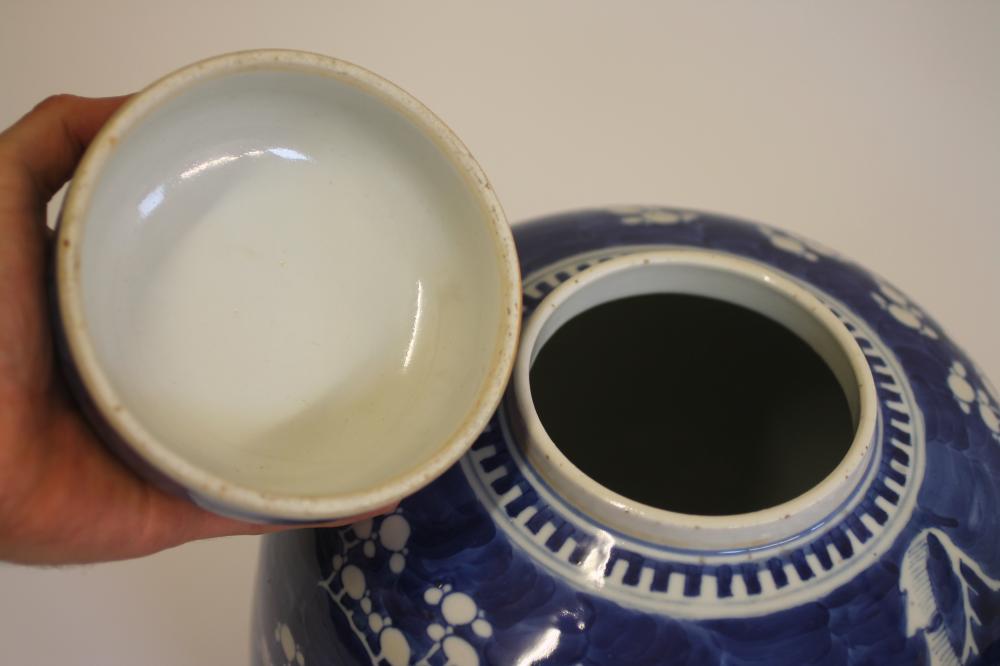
57,51,520,519
513,249,878,549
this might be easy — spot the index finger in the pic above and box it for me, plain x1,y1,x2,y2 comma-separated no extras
0,94,130,205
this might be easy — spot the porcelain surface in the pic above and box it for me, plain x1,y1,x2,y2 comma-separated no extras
53,50,521,521
510,248,878,550
254,208,999,665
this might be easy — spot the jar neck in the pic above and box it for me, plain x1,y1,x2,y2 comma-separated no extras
508,249,878,551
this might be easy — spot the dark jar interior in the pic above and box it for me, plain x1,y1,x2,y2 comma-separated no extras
529,292,855,516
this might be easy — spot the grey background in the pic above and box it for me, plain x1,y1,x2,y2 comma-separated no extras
1,2,997,664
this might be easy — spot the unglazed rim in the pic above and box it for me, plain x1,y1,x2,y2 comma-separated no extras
512,249,879,550
55,49,522,521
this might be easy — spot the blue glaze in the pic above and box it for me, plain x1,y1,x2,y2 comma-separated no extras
253,208,999,665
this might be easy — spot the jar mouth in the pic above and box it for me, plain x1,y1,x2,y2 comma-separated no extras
510,248,878,550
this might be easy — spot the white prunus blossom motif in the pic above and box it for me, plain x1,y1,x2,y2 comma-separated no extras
949,361,978,415
948,362,1000,441
317,510,491,666
264,623,305,666
901,528,1000,665
259,635,275,666
352,513,411,573
609,206,698,226
977,365,1000,406
872,282,939,339
757,225,837,262
420,584,493,665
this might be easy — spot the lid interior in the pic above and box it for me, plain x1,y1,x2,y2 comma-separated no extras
69,61,512,503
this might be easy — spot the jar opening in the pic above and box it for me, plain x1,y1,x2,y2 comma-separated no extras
529,292,855,515
511,249,878,548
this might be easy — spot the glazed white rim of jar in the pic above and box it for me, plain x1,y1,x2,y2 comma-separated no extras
511,248,879,550
54,49,522,522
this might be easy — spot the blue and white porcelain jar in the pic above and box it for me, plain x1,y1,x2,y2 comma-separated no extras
253,208,1000,665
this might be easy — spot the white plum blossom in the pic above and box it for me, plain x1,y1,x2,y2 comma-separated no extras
609,206,698,226
948,361,1000,441
872,282,939,339
317,510,492,666
757,225,837,262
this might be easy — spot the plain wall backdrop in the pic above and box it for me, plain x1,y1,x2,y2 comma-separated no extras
1,2,997,664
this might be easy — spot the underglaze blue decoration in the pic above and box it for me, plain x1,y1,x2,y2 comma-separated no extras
253,208,1000,665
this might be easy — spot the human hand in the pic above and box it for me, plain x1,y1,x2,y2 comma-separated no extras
0,94,388,565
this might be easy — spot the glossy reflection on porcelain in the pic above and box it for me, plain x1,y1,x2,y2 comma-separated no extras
55,51,521,520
